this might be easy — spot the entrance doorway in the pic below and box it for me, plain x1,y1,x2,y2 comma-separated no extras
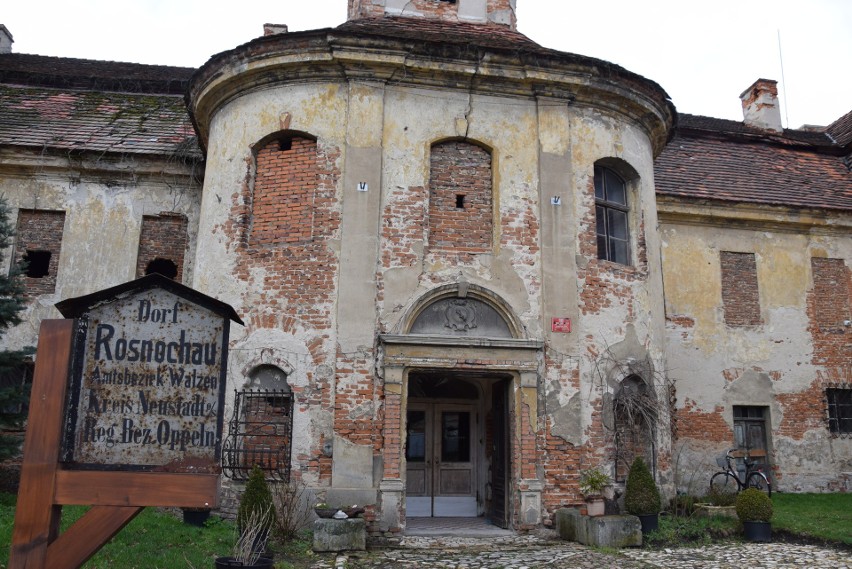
404,372,511,526
406,403,476,517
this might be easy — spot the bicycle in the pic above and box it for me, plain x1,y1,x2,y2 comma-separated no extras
709,448,772,497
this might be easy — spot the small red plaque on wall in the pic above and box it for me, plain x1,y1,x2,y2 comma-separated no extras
551,317,571,333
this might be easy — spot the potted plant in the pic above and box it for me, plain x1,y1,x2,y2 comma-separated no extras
735,488,773,542
215,507,274,568
215,466,275,568
313,502,337,519
579,467,611,516
624,457,661,533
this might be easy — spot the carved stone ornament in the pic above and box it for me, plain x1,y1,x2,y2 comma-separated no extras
444,299,477,331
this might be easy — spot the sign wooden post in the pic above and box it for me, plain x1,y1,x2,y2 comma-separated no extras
9,275,242,569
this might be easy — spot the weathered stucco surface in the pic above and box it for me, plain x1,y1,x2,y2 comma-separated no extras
661,203,852,492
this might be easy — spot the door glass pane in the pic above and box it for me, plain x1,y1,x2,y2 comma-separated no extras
441,411,470,463
406,410,426,462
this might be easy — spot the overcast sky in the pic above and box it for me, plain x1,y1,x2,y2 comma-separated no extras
3,1,850,129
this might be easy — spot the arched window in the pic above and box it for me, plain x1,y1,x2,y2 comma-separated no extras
594,165,629,265
145,258,178,279
222,365,293,481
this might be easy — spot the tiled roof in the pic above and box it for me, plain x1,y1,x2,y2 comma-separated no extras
827,109,852,149
655,114,852,212
0,84,200,157
335,16,542,51
0,53,194,95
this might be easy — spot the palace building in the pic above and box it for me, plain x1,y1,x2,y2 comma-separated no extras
0,0,849,535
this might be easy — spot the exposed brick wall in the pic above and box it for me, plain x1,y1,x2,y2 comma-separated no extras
15,209,65,297
428,141,493,255
810,257,851,334
805,258,852,443
226,135,342,482
720,251,762,326
135,212,188,281
578,173,645,317
675,399,731,443
251,137,320,246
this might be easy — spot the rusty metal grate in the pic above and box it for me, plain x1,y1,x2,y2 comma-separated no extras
222,389,292,481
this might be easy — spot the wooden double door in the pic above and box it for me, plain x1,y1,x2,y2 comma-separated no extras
405,403,477,517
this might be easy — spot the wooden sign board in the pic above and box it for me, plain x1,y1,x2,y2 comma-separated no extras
61,285,230,472
10,274,242,569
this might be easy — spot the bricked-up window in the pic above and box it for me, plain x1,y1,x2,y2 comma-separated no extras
811,257,851,330
222,365,293,481
252,135,319,246
428,140,493,253
15,210,65,296
594,166,629,264
135,213,188,281
827,388,852,435
720,251,762,326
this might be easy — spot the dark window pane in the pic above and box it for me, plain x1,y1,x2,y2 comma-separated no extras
596,205,606,235
594,167,605,199
406,411,426,462
597,234,608,260
605,170,626,205
608,209,628,240
441,411,470,462
611,238,629,265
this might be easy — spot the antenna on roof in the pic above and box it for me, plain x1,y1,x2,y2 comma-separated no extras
777,29,790,129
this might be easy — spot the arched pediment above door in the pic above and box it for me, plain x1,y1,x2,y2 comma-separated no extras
402,284,523,339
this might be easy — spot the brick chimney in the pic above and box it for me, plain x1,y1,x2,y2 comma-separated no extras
740,79,783,132
0,25,13,54
347,0,517,29
263,23,288,36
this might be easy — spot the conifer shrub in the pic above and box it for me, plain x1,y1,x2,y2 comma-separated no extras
735,488,773,522
624,457,661,515
237,465,274,534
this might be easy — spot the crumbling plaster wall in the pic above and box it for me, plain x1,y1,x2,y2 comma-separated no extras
193,67,669,522
191,83,349,489
0,152,201,353
662,218,852,492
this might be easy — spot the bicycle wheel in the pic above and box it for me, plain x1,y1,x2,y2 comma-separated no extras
747,472,772,497
709,472,739,496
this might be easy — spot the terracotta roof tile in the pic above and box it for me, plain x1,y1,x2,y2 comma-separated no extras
827,109,852,149
0,53,194,95
0,84,200,157
656,114,852,211
335,16,542,51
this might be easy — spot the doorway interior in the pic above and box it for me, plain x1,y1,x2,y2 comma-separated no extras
404,371,511,527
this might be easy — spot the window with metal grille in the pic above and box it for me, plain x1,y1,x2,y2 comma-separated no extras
594,165,630,265
827,388,852,435
222,366,293,481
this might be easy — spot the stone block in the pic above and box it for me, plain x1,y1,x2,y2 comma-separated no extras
554,508,586,544
585,515,642,548
312,518,366,552
555,509,641,548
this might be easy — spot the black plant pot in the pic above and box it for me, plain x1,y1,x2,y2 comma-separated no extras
637,513,659,534
743,521,771,542
183,509,211,527
214,556,274,568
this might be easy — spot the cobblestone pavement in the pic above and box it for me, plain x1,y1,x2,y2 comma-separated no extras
312,532,852,569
